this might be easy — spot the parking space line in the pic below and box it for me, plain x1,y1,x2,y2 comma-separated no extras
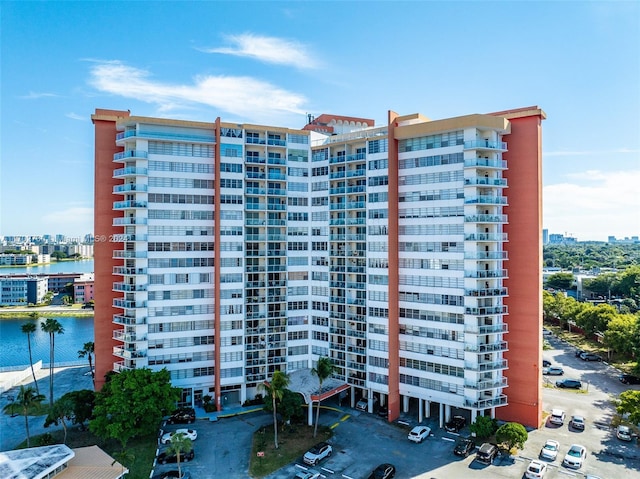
340,414,350,422
441,436,455,442
330,422,340,429
321,466,335,474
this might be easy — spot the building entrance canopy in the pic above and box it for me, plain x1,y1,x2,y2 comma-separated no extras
287,368,349,405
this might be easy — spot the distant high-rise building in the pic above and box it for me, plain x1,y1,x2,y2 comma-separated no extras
542,229,549,245
92,106,546,428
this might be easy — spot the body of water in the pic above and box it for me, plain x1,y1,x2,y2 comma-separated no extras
0,259,94,275
0,316,95,369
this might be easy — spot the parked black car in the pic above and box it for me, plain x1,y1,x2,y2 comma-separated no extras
556,379,582,389
369,463,396,479
377,405,388,417
445,415,466,433
543,359,552,367
157,449,195,465
167,408,196,424
476,443,499,464
620,374,640,385
579,352,602,362
453,438,475,457
575,349,586,357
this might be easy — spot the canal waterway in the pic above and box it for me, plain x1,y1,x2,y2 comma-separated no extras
0,316,95,370
0,260,96,369
0,259,94,275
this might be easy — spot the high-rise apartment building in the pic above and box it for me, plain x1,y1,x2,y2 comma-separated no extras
92,106,545,428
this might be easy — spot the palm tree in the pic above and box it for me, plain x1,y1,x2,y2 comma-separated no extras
260,369,289,449
41,318,64,407
166,432,193,478
2,385,45,447
22,317,40,394
311,356,334,438
78,341,95,383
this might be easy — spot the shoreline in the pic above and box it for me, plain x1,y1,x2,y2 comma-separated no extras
0,308,94,319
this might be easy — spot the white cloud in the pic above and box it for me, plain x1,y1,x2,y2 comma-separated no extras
19,91,59,99
88,61,308,122
200,33,320,69
66,112,86,121
543,169,640,241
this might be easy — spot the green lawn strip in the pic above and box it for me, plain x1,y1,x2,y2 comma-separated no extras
249,424,332,478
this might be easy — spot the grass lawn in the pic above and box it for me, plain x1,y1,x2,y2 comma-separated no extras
249,423,332,478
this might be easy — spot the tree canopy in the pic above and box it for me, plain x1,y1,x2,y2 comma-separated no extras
90,368,180,448
616,390,640,426
495,422,528,451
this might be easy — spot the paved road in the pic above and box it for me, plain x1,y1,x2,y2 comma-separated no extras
0,365,93,451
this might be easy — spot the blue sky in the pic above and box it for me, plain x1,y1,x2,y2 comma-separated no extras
1,1,638,242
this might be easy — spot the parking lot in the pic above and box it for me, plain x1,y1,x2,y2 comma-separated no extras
153,333,640,479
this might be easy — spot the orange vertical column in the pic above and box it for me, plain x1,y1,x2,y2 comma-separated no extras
214,118,222,411
496,109,545,428
386,111,400,421
92,109,130,391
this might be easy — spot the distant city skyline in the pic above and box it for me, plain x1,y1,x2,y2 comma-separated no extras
1,2,638,241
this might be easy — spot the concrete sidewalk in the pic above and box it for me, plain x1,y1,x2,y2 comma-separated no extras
0,365,93,451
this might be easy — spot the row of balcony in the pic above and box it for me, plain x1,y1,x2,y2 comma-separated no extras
113,183,147,193
464,377,508,391
329,218,366,226
464,140,507,150
329,153,366,164
464,394,508,409
245,156,286,165
113,314,146,325
113,330,147,342
246,137,286,146
330,202,366,210
329,169,366,179
245,188,286,196
464,341,508,353
113,282,147,292
113,150,149,161
116,130,215,143
465,288,508,297
113,346,146,359
329,186,366,195
464,196,508,205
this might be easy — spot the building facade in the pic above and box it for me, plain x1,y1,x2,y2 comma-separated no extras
0,276,48,305
92,106,545,428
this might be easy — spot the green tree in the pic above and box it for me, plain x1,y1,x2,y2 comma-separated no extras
263,389,303,427
22,316,40,394
41,318,64,407
165,432,193,479
90,368,179,448
63,389,95,429
311,357,334,438
260,369,290,449
78,341,95,382
44,395,75,444
545,272,575,290
469,415,498,439
495,422,528,452
616,390,640,425
3,385,45,447
576,303,617,335
604,314,640,356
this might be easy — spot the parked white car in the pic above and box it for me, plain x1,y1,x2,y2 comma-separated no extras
539,439,560,461
407,425,431,443
562,444,586,469
549,409,565,426
616,424,633,441
303,442,333,466
160,428,197,444
525,459,548,478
